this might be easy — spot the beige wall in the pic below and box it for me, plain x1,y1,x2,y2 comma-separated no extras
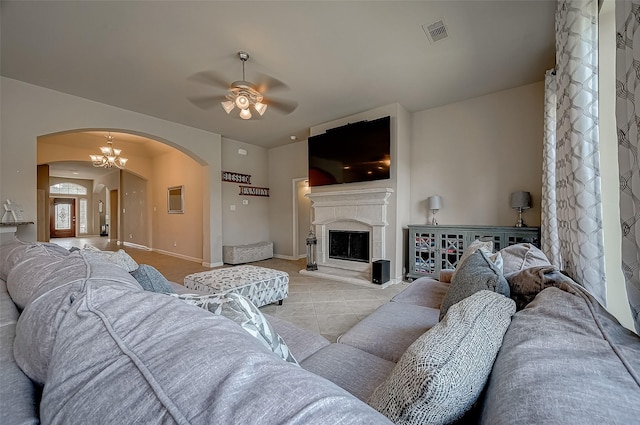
120,172,148,247
268,140,309,258
410,82,544,227
151,149,205,262
0,77,223,266
221,138,270,246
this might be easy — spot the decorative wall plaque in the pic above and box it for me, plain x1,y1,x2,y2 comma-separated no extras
222,171,251,185
239,186,269,197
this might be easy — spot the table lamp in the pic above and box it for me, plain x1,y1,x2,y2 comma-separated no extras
510,191,531,228
427,195,443,225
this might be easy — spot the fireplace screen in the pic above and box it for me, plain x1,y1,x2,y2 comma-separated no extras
329,230,370,263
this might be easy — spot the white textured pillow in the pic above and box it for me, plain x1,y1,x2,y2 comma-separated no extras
82,246,139,272
368,290,516,425
169,292,298,365
500,243,551,275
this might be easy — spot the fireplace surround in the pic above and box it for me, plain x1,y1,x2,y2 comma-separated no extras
302,188,395,287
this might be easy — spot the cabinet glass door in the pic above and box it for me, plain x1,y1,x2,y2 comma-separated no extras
440,233,465,270
413,231,437,276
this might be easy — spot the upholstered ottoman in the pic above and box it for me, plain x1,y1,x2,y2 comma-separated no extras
223,241,273,264
183,265,289,307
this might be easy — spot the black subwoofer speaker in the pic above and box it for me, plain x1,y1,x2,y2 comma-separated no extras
372,259,390,284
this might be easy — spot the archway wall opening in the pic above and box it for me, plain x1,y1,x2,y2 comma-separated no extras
1,77,223,266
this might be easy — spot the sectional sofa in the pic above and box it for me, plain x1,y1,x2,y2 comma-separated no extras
2,238,640,425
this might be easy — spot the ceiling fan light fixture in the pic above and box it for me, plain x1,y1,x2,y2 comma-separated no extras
239,108,252,120
235,94,250,109
254,101,267,116
221,100,235,114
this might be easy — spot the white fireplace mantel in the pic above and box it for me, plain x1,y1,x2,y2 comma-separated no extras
304,188,395,287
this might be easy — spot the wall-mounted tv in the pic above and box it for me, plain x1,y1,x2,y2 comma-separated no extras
308,116,391,187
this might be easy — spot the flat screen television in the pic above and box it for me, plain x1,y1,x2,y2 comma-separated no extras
308,116,391,187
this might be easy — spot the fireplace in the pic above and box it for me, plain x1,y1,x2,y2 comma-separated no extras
301,188,394,287
329,230,370,263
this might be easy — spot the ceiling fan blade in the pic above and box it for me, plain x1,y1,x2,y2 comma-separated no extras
254,72,289,93
188,94,227,110
188,71,230,89
265,97,298,115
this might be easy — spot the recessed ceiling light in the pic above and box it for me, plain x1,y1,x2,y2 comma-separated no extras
290,135,297,141
72,171,79,175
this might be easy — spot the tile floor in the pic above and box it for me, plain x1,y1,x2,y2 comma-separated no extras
52,236,411,342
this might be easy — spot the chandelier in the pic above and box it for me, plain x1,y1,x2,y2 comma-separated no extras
89,133,128,169
221,51,267,120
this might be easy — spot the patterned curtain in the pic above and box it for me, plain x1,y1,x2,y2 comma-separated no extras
616,1,640,333
541,0,606,305
542,71,562,269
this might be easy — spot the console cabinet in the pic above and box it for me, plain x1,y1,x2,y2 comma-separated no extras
407,225,540,280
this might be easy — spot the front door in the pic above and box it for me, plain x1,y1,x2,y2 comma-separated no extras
50,198,76,238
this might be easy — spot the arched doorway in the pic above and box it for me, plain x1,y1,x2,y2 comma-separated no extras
37,130,208,264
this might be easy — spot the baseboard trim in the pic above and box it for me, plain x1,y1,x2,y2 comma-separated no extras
274,254,297,261
152,248,202,264
203,261,223,268
123,242,151,251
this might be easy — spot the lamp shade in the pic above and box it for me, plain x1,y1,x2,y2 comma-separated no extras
427,195,443,211
510,191,531,209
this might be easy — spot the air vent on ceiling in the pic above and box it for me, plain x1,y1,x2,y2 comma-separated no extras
422,19,449,44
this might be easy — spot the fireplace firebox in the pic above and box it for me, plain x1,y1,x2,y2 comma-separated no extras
329,230,370,263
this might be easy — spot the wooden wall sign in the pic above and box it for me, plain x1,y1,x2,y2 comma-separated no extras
239,186,269,197
222,171,251,184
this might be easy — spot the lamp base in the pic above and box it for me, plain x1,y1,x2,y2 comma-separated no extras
514,208,527,228
431,210,439,226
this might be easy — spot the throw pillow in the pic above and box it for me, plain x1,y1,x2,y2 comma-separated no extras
500,243,551,275
506,265,577,310
169,292,298,365
368,290,516,425
82,246,139,272
450,239,496,281
439,249,509,321
130,264,175,293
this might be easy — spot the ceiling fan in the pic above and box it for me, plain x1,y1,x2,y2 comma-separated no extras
188,51,298,120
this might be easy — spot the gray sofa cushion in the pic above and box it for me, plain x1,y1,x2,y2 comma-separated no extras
481,284,640,425
39,283,392,424
0,238,31,281
391,277,449,309
338,302,440,362
302,343,396,402
369,291,515,425
439,249,509,321
0,239,69,281
6,244,71,309
13,251,142,384
0,279,39,425
264,314,330,362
